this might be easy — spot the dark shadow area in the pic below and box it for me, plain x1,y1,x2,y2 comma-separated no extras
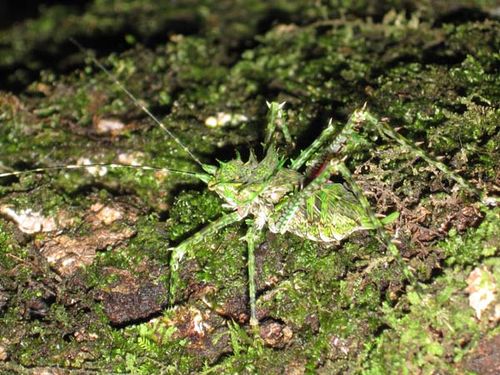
433,6,490,26
0,3,202,93
0,0,89,30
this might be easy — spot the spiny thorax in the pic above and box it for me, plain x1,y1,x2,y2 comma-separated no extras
207,146,302,216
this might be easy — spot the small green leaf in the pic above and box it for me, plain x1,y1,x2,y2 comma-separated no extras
407,291,421,305
381,211,400,225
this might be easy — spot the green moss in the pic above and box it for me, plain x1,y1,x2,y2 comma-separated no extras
361,209,499,374
166,191,223,241
0,223,22,268
442,208,499,266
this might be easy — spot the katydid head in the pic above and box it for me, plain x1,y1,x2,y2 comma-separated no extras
207,157,257,211
205,148,279,211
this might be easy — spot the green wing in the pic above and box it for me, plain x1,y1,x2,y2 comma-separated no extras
280,183,371,242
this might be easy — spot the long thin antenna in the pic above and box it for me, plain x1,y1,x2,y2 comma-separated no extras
0,163,209,181
69,38,204,168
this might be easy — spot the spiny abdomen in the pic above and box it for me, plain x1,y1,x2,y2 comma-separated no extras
269,183,371,242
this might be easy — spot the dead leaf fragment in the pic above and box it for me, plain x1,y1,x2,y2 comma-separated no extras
117,151,144,166
259,320,293,348
90,203,123,225
94,118,125,135
0,205,57,234
38,228,134,276
0,345,7,361
465,266,498,320
163,306,213,341
144,306,231,364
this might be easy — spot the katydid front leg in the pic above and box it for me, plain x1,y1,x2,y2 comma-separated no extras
264,102,293,150
169,211,243,302
243,221,261,327
290,108,364,171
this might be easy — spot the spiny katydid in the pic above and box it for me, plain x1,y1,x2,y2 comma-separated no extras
0,41,492,329
164,102,493,326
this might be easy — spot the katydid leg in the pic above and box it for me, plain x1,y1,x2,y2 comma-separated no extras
335,162,416,284
243,221,260,327
169,211,243,302
361,111,493,205
264,102,293,151
290,109,365,171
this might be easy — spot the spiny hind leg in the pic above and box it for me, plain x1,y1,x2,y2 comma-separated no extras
266,104,364,171
290,108,366,171
273,159,342,235
284,109,415,280
334,162,416,284
169,211,242,303
359,110,493,205
289,117,338,171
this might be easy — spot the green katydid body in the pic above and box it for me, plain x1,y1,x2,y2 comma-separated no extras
2,86,486,328
206,145,370,243
169,103,376,272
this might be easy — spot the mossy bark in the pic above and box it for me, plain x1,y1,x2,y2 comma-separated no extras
0,1,498,373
